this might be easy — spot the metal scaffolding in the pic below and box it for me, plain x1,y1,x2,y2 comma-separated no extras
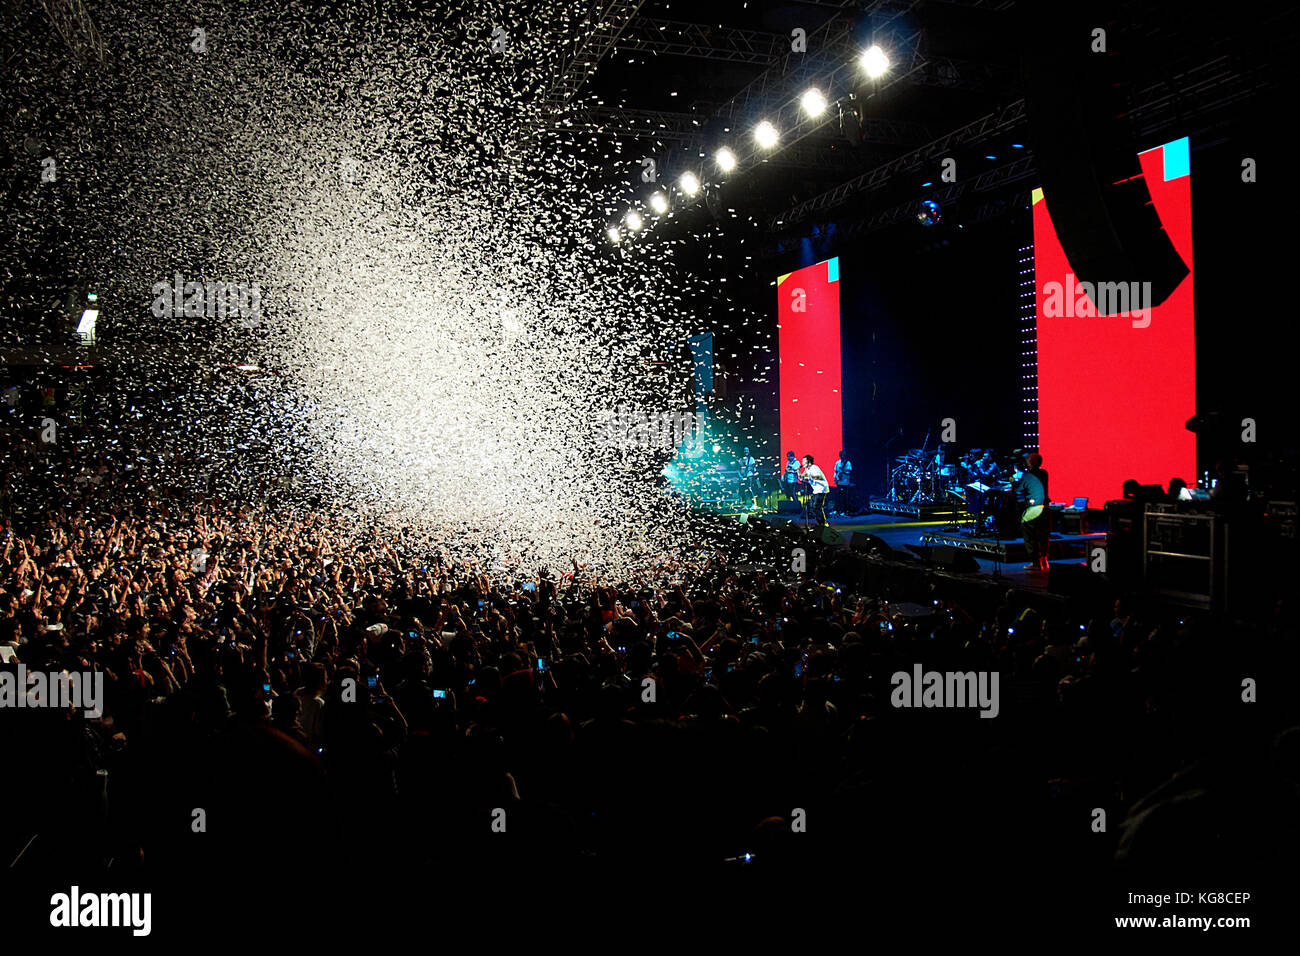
695,1,893,141
772,100,1029,229
537,0,647,119
771,42,1275,232
831,154,1036,240
615,18,787,66
556,105,930,153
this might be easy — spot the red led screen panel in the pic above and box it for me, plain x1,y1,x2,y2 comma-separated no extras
1033,137,1195,506
777,257,843,477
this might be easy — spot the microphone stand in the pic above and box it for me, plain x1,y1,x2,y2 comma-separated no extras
911,427,933,505
883,428,902,502
990,512,1003,579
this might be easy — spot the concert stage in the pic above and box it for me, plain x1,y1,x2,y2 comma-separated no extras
761,509,1100,589
919,526,1105,564
864,497,963,519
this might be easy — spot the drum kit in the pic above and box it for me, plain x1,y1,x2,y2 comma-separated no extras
886,448,968,504
886,446,1022,534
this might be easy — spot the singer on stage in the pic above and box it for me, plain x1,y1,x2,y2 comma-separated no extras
802,454,830,526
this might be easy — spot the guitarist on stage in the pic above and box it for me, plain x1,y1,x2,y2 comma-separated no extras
780,451,802,502
738,447,759,507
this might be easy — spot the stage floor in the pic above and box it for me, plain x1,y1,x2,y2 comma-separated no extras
759,509,1099,589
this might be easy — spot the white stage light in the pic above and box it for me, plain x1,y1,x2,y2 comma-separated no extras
715,147,737,173
861,44,889,79
606,226,621,244
76,309,98,346
801,88,828,117
649,192,669,215
753,120,779,149
624,209,643,232
678,171,700,196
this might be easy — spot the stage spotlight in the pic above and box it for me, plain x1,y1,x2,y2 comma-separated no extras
606,225,622,244
753,120,779,149
625,209,643,232
76,309,98,346
861,44,889,79
649,191,669,215
801,88,828,118
715,147,737,173
678,171,701,196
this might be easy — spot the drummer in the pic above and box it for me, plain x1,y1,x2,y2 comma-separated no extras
934,445,963,487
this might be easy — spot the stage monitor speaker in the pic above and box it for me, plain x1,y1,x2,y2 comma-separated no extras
849,532,891,556
934,545,980,573
826,553,869,587
904,543,980,573
1020,4,1189,307
818,526,845,547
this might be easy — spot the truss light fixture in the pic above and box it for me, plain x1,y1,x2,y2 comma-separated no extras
861,44,890,79
801,88,828,118
754,120,779,150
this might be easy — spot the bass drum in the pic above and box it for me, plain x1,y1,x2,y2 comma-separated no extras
890,464,918,498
